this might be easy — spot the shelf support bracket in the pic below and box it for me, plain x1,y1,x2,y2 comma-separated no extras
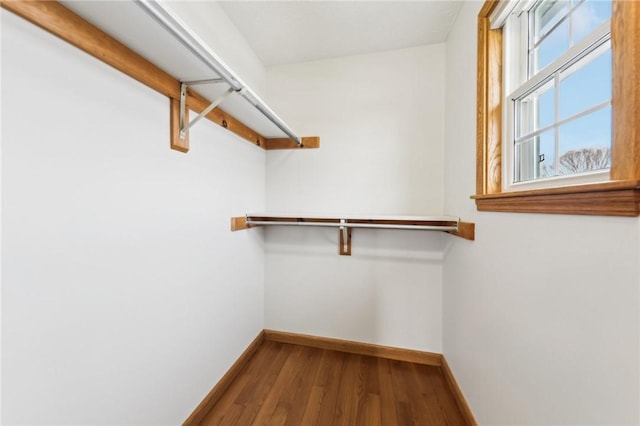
339,219,352,256
180,84,234,140
171,78,232,152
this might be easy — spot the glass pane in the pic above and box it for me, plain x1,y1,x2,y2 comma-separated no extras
532,19,570,73
537,84,555,130
538,129,556,178
517,79,555,137
559,44,611,120
514,138,537,182
557,106,611,175
571,0,612,44
533,0,571,44
514,128,554,182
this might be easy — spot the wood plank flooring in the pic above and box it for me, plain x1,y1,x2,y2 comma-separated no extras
199,340,467,425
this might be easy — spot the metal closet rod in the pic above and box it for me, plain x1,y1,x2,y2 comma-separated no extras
246,220,459,232
135,0,302,146
245,217,460,232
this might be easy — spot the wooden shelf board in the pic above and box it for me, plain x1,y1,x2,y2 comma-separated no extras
2,1,318,152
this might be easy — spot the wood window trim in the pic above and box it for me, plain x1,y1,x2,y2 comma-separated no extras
474,0,640,216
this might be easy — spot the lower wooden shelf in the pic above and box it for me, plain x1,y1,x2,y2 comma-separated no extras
230,213,475,255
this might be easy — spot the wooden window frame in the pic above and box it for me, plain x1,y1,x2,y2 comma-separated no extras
473,0,640,216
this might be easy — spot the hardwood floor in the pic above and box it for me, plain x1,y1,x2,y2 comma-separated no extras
199,340,467,425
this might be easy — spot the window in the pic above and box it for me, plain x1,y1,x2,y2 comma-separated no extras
474,0,640,216
506,0,612,189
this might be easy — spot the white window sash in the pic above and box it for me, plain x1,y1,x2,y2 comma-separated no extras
508,20,611,102
501,6,612,191
489,0,535,29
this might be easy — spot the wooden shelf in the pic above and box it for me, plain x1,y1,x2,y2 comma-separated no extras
2,1,320,153
231,213,475,256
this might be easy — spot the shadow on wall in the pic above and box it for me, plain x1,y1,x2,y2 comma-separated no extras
263,226,444,262
263,226,444,351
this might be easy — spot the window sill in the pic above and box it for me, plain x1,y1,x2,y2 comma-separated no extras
472,180,640,216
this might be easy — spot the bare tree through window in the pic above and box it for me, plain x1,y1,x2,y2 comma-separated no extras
540,147,611,177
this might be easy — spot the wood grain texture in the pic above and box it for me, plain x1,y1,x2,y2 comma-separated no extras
476,7,503,196
230,216,248,231
198,340,467,426
185,89,268,149
441,356,478,426
447,221,475,241
264,329,443,367
1,1,314,151
170,98,189,153
478,0,501,18
473,181,640,216
265,136,320,150
182,331,265,426
611,0,640,181
486,27,503,194
476,15,490,195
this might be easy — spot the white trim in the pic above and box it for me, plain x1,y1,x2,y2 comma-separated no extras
515,100,611,143
490,0,519,29
490,0,535,29
509,22,611,101
507,169,610,192
553,71,560,173
503,9,532,187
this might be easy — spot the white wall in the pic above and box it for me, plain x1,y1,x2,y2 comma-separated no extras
443,2,640,424
266,45,444,215
264,46,447,352
1,10,265,425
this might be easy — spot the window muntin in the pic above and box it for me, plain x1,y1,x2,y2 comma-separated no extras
508,0,612,186
529,0,612,75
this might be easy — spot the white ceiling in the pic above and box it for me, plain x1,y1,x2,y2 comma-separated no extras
218,1,463,67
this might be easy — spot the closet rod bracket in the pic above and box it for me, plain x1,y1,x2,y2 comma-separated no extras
339,219,352,256
179,80,234,140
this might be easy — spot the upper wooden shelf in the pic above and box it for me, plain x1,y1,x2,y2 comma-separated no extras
231,213,475,256
3,1,319,152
